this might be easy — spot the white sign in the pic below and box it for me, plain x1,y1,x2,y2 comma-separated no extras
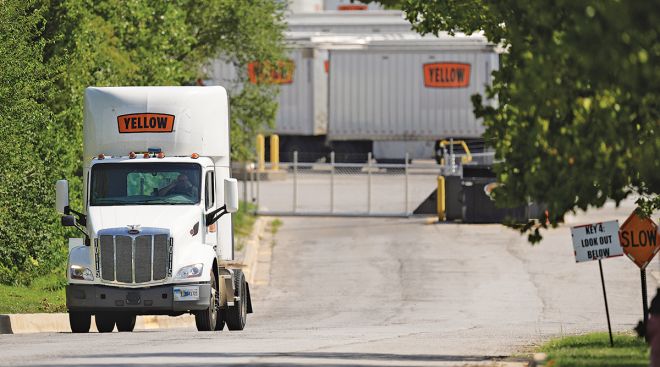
571,220,623,262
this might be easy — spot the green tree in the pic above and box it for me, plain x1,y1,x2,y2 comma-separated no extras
0,0,285,284
0,0,65,284
390,0,659,241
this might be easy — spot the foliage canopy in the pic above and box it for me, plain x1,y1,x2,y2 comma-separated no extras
383,0,659,241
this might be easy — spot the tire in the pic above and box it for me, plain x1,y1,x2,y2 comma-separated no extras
69,312,91,333
195,271,219,331
216,309,226,331
225,270,247,331
116,313,136,332
95,313,115,333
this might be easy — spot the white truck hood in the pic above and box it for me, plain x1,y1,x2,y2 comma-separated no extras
87,205,201,236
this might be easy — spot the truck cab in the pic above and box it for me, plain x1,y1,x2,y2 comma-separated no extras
56,86,251,333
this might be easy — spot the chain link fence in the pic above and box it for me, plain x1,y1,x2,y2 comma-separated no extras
240,152,443,217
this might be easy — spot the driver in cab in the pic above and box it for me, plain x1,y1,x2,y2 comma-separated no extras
158,174,195,197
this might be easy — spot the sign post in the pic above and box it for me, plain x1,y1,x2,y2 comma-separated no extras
618,211,660,327
571,220,623,347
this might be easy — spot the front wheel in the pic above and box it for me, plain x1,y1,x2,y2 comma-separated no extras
225,270,247,331
195,272,218,331
69,312,91,333
95,313,115,333
116,313,136,332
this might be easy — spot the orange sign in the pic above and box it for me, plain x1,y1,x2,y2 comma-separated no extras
423,63,471,88
618,211,660,269
338,4,368,10
247,60,294,85
117,113,175,133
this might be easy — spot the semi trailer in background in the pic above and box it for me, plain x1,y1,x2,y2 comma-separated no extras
286,10,411,33
56,86,251,333
209,30,498,162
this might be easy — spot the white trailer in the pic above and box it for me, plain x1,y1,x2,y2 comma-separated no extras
327,33,499,160
286,10,411,33
209,29,498,162
56,86,251,333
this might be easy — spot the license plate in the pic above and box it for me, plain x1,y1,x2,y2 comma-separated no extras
173,286,199,301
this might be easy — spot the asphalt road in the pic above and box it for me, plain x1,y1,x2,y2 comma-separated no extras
0,199,655,366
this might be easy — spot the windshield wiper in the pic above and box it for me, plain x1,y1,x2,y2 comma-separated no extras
130,199,194,205
93,199,131,205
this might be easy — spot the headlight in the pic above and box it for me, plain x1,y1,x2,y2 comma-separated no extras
70,265,94,281
175,264,204,279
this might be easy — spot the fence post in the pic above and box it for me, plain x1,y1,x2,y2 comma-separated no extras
250,162,255,211
293,150,298,213
256,134,265,172
256,161,260,214
367,152,372,214
405,152,409,215
330,151,335,214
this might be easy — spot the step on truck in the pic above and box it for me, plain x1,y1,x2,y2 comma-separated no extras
55,86,252,333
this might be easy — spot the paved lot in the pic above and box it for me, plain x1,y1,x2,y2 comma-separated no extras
0,199,655,366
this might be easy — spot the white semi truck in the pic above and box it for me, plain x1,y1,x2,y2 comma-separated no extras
55,86,251,333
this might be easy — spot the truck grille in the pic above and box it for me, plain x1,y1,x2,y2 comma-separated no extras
97,232,170,283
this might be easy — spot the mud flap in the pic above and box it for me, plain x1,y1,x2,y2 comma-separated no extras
246,282,253,314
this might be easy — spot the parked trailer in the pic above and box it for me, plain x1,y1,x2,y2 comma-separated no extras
209,32,498,162
327,33,498,160
286,10,411,34
209,41,328,137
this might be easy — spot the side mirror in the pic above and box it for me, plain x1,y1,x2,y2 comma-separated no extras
224,178,239,213
61,215,76,227
56,179,69,214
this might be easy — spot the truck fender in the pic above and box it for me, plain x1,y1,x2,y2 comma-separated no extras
172,243,216,282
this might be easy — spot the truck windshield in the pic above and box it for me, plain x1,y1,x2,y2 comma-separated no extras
90,163,201,206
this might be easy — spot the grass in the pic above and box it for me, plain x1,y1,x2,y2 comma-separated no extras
234,200,257,252
0,201,259,314
270,218,283,235
0,272,67,313
234,200,257,239
538,332,649,367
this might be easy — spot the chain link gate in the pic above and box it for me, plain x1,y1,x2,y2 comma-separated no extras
240,152,442,217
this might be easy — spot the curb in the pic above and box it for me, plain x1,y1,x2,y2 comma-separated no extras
0,216,269,334
0,313,197,334
240,216,268,285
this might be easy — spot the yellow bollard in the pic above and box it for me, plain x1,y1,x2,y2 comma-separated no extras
270,134,279,171
437,176,446,221
256,134,265,172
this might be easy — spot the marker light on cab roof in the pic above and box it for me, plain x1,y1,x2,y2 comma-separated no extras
129,152,136,159
97,154,105,160
191,153,199,159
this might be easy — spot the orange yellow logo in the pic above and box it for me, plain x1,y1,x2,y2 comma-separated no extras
423,63,471,88
248,60,295,85
117,113,175,133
